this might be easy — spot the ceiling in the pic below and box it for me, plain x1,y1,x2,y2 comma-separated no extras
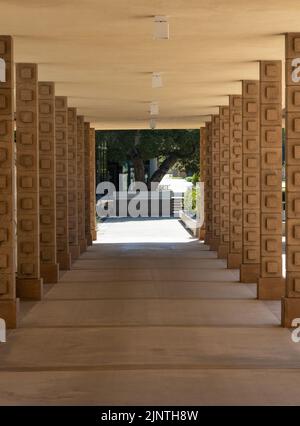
0,0,299,129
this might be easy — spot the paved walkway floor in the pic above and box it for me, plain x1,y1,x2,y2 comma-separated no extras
0,218,300,405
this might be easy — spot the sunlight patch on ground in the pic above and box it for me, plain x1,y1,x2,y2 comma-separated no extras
96,218,198,244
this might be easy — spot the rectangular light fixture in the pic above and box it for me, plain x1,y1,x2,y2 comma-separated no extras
150,118,156,130
152,72,163,88
154,16,169,40
0,58,6,82
150,101,159,116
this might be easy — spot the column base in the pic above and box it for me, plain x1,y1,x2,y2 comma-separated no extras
282,297,300,327
209,238,219,251
257,277,285,300
199,228,206,241
16,278,43,300
80,239,87,254
204,236,211,246
227,253,242,269
57,252,72,271
217,244,229,259
91,230,97,241
70,245,80,262
0,299,19,329
87,234,93,246
40,263,59,284
240,263,260,283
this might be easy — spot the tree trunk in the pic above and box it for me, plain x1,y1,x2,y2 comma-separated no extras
129,131,146,184
132,156,145,183
148,153,178,188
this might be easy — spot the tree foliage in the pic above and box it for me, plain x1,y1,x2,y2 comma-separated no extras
97,129,200,185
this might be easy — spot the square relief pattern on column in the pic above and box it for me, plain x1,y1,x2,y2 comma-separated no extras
77,116,86,248
39,82,56,266
260,61,282,280
242,81,260,264
286,34,300,296
211,115,220,242
89,128,96,240
204,123,213,242
84,122,91,243
0,36,15,299
55,97,69,258
219,107,230,247
16,63,40,280
67,108,78,249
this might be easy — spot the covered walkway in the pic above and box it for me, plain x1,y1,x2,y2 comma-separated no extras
2,1,300,407
0,218,300,405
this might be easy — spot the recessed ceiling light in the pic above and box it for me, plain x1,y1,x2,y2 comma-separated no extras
0,58,6,82
150,101,159,116
152,72,163,88
150,118,156,130
154,16,169,40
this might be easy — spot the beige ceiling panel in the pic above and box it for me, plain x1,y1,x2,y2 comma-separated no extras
0,0,297,128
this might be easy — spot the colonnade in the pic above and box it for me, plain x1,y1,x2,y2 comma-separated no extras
200,33,300,327
2,33,300,329
0,36,97,328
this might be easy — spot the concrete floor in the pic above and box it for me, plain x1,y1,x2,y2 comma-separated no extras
0,218,300,405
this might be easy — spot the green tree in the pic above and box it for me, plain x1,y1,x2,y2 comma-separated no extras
96,129,199,186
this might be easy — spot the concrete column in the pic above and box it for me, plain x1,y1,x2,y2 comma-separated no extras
16,63,43,299
227,95,243,269
89,127,97,241
0,35,19,327
38,82,59,283
257,61,284,299
218,106,230,258
240,80,261,283
204,122,213,245
55,96,71,270
84,122,92,246
199,127,206,241
77,116,87,253
67,107,80,261
210,115,220,250
282,33,300,325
